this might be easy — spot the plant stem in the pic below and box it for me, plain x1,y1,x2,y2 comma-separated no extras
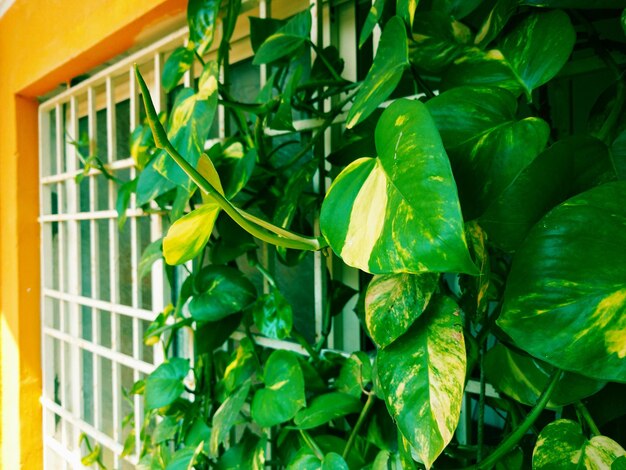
291,328,320,362
409,64,436,99
343,393,376,459
134,65,327,252
300,430,324,460
461,369,562,470
310,42,344,82
575,402,601,437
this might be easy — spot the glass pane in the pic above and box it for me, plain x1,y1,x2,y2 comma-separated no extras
99,310,112,348
80,220,92,296
119,219,133,306
100,357,114,437
81,306,93,341
138,216,153,310
98,219,111,301
47,108,58,176
82,349,94,425
96,174,110,211
120,315,133,357
141,320,154,364
115,99,131,160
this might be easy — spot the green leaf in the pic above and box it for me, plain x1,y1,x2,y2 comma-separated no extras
474,0,518,47
136,157,176,206
218,143,257,199
166,444,201,470
153,416,180,444
162,46,195,92
427,85,550,218
321,99,476,275
187,0,221,55
322,453,349,470
377,296,466,469
184,419,211,447
253,10,311,64
269,67,301,131
249,16,286,53
130,122,155,169
612,129,626,180
294,392,362,429
116,178,137,229
409,12,474,73
216,432,266,470
347,16,408,129
533,420,626,469
210,382,250,457
194,313,243,355
251,350,306,427
485,344,605,409
154,62,219,187
498,10,575,94
287,449,321,470
190,266,256,322
163,203,220,265
223,338,259,393
335,352,372,398
480,135,614,251
138,239,163,281
359,0,386,48
145,358,190,410
365,273,438,348
499,182,626,382
211,214,257,264
397,0,418,27
252,288,293,340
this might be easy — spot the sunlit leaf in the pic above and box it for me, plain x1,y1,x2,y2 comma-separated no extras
533,420,626,469
377,296,466,469
347,16,408,129
210,382,250,457
499,182,626,382
365,273,438,348
187,0,221,55
322,99,476,274
163,202,220,265
162,46,195,92
359,0,386,48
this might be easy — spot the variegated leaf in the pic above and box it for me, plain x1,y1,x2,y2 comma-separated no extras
499,182,626,382
163,202,220,265
397,0,418,27
533,420,626,469
253,10,311,64
445,11,575,97
365,273,438,348
522,0,626,7
358,0,386,48
347,16,408,129
427,85,550,218
377,296,466,469
321,99,476,275
485,344,605,409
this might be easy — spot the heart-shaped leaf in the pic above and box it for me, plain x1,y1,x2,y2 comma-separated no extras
427,85,550,218
187,0,220,55
365,273,438,348
145,358,190,410
347,16,408,129
251,350,306,427
253,10,311,64
335,352,373,398
163,202,220,265
377,296,466,469
321,99,476,274
210,382,251,457
189,266,256,322
136,157,176,206
252,288,293,340
499,182,626,382
484,343,606,408
294,392,362,429
533,420,626,469
480,135,614,251
216,432,266,470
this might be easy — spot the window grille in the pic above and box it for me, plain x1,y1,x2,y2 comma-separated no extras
38,1,497,468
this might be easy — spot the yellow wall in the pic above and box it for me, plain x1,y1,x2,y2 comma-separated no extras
0,0,185,466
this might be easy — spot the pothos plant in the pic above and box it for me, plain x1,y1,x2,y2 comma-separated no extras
81,0,626,468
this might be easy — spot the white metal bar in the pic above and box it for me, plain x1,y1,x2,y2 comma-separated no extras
39,208,150,223
86,87,104,439
107,77,123,461
40,158,135,184
43,328,155,376
43,289,155,322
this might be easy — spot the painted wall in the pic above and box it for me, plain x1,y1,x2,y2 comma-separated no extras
0,0,185,466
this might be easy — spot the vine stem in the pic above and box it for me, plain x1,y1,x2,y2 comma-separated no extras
343,393,376,459
461,369,562,470
134,65,326,252
575,402,601,437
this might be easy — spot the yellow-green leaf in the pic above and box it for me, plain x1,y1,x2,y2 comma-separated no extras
377,296,466,469
163,202,220,265
533,420,626,469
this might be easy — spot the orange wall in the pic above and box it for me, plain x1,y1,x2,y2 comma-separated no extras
0,0,185,467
